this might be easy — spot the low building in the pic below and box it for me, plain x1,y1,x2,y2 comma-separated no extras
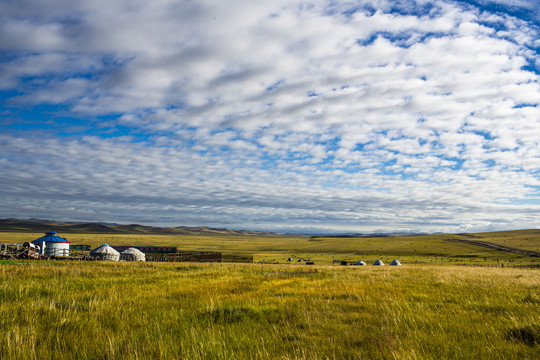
90,244,120,261
31,231,70,257
120,247,146,261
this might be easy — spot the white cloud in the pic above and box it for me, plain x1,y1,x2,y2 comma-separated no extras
1,0,540,232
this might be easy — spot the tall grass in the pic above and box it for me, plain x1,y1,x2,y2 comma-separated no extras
1,262,538,359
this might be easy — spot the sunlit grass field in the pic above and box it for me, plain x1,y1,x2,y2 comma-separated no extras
465,229,540,253
1,231,538,265
1,231,539,358
0,261,539,359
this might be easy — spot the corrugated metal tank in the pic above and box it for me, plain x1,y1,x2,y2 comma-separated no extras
31,231,70,257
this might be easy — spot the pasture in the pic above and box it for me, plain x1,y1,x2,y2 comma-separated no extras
0,261,539,359
1,230,539,265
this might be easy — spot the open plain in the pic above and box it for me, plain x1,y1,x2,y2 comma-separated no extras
1,261,539,359
0,230,539,359
2,229,540,265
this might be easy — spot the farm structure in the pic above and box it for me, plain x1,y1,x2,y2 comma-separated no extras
147,251,221,262
90,244,120,261
0,233,222,263
1,243,22,258
31,231,70,257
111,246,221,262
0,242,40,259
112,245,177,254
70,244,91,251
120,247,145,261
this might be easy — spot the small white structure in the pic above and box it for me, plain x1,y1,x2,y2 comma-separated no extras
120,247,146,262
354,260,366,265
390,259,402,266
372,259,385,266
31,231,70,257
90,244,120,261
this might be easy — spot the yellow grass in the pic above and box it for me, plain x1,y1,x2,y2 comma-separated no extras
0,262,538,359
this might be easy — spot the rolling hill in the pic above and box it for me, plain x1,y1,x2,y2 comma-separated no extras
0,218,279,236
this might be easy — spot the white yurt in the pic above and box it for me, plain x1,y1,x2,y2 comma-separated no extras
120,247,146,262
355,260,366,266
90,244,120,261
31,231,70,257
390,259,402,266
372,259,385,266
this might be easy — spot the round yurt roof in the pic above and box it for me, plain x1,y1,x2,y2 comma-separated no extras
90,244,119,256
121,247,144,255
120,247,145,261
390,259,402,266
373,259,384,265
355,260,366,265
32,231,70,244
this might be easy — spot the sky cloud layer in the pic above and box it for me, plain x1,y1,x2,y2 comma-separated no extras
1,0,540,233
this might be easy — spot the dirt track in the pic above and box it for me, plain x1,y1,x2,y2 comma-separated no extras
445,238,540,258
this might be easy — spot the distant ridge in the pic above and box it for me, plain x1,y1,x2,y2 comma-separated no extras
309,233,421,238
0,218,281,236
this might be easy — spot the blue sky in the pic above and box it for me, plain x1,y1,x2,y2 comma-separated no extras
1,0,540,233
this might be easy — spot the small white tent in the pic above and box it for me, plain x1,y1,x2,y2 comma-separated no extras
90,244,120,261
372,259,384,266
355,260,366,265
120,247,146,262
390,259,402,266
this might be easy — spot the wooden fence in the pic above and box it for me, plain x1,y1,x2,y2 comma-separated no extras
146,251,222,262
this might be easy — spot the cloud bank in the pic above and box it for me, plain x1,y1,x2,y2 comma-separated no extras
1,0,539,233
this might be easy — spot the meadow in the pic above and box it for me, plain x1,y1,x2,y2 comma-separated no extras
1,230,539,358
0,261,539,359
1,230,539,265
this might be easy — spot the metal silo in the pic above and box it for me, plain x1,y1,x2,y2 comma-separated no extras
31,231,70,257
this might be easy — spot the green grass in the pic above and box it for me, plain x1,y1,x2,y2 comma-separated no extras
461,230,540,253
0,262,539,359
1,231,538,265
1,230,538,358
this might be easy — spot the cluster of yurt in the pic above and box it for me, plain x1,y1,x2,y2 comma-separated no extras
31,231,70,257
90,244,145,262
353,259,402,266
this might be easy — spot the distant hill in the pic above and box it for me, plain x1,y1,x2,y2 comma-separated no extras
0,218,281,236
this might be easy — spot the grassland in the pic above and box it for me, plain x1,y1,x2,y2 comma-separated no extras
0,261,539,359
1,231,539,265
1,230,539,358
462,229,540,253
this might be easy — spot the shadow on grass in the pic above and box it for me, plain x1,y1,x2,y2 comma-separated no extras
200,306,285,324
506,324,540,346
